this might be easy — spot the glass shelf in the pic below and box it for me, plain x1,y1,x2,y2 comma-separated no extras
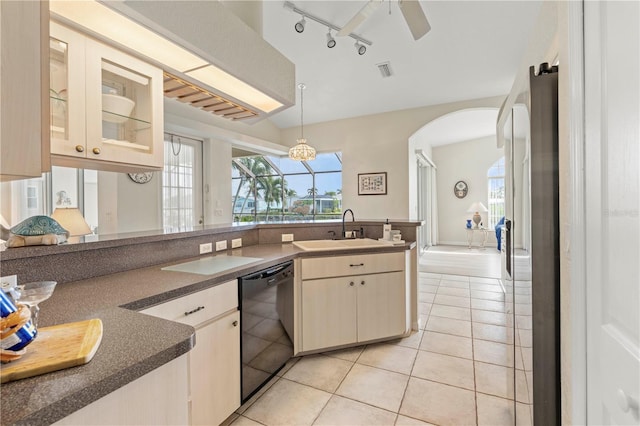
101,110,151,126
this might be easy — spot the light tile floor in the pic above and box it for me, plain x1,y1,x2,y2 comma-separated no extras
226,271,533,426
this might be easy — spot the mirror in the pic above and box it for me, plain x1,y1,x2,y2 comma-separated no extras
0,133,207,238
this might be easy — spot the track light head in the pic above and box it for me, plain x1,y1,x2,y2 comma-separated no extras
295,16,306,33
354,41,366,55
326,30,336,48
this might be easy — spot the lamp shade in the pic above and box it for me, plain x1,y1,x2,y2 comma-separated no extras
0,213,9,229
51,208,91,236
467,202,488,213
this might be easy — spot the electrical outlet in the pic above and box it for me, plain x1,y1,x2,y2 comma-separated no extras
231,238,242,248
281,233,294,242
0,275,17,291
215,240,227,251
199,243,213,254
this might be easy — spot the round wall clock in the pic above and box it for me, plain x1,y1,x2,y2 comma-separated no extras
128,172,154,184
454,180,468,199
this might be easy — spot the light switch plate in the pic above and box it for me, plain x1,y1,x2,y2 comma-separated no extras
0,275,17,291
215,240,227,251
199,243,213,254
281,233,294,242
231,238,242,248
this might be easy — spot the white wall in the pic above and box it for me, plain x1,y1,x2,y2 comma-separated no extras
281,96,505,221
432,136,503,246
203,137,232,224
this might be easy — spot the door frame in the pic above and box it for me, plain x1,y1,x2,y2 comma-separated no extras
562,1,587,424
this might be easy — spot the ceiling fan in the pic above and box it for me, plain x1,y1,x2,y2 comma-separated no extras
336,0,431,41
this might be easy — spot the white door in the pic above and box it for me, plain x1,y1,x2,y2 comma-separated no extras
584,1,640,424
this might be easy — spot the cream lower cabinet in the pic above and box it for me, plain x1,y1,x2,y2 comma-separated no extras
301,276,358,351
190,310,240,426
54,355,189,425
356,271,406,342
141,280,240,425
300,252,407,353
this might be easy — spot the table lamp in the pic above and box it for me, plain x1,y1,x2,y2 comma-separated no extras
51,208,92,243
467,202,488,229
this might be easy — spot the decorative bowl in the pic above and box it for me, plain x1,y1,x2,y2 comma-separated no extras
102,93,135,124
17,281,57,307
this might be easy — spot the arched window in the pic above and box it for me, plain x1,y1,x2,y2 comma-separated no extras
487,157,505,228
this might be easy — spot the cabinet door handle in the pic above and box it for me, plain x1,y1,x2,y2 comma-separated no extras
360,280,365,286
75,145,84,153
184,306,205,316
349,281,355,286
92,147,101,155
349,263,364,267
232,320,239,327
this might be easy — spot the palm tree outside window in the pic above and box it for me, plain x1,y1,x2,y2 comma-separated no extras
232,153,342,222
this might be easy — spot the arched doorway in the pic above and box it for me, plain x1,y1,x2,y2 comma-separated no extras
409,108,500,254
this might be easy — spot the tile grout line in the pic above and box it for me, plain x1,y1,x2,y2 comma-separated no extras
396,325,425,420
470,279,480,426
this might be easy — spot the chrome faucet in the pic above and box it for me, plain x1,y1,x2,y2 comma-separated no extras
342,209,355,239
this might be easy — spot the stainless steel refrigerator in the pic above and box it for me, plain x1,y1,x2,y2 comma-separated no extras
502,62,560,425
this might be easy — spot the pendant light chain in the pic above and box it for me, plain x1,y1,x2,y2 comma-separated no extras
300,84,304,140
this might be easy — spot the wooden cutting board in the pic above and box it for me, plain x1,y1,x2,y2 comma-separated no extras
1,318,103,384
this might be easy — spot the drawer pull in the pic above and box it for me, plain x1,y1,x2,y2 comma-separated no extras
349,281,355,286
349,263,364,267
232,320,239,327
184,306,205,316
361,280,365,286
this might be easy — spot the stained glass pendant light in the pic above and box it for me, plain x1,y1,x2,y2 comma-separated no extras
288,83,316,161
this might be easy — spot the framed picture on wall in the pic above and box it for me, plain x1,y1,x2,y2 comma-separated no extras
358,172,387,195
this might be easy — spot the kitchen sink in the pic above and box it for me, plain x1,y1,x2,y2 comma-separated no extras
293,238,393,252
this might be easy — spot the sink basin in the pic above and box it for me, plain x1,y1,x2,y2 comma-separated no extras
293,238,393,252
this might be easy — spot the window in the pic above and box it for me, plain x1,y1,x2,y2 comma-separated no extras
26,186,39,210
487,157,505,228
162,133,203,229
232,153,342,222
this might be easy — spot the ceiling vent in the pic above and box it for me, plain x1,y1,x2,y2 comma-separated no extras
376,62,393,78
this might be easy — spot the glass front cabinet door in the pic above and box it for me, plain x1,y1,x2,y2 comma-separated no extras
50,21,163,171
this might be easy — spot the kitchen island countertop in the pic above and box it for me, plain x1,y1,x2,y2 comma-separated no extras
1,241,413,425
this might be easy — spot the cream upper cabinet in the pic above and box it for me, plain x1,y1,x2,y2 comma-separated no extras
0,1,50,181
49,21,163,172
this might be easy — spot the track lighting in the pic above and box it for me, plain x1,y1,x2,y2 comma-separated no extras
285,1,372,56
326,30,336,48
295,16,306,33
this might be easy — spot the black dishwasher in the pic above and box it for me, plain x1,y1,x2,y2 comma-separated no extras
238,261,294,403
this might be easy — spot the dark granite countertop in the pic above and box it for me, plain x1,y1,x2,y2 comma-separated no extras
0,242,414,425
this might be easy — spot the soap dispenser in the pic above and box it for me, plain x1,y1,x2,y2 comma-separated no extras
383,219,392,241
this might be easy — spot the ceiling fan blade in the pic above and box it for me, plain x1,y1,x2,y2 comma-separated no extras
337,0,383,36
398,0,431,40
